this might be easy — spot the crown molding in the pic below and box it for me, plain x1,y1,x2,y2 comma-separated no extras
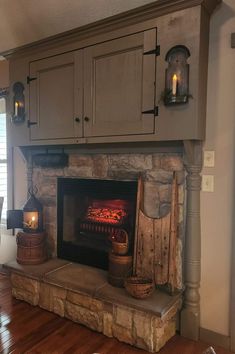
2,0,221,59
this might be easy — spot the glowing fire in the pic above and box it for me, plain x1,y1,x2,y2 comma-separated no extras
85,206,127,225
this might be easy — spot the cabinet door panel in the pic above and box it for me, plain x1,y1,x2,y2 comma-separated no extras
84,29,156,137
29,51,83,141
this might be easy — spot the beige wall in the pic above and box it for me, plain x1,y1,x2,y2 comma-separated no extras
0,0,154,53
201,0,235,336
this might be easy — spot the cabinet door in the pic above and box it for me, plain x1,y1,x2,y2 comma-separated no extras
84,29,156,137
29,51,83,141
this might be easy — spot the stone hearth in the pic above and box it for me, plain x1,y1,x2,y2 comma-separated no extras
5,259,181,353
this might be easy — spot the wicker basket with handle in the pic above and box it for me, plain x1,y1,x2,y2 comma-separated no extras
111,229,129,255
124,276,154,299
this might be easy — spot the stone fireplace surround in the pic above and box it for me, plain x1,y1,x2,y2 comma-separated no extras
33,150,185,278
7,145,203,352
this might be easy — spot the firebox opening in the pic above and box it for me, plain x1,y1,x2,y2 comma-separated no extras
57,178,138,270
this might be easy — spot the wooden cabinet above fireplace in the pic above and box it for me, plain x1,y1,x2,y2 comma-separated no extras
29,30,156,141
6,0,220,147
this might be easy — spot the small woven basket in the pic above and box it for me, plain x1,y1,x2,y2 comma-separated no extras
124,276,154,299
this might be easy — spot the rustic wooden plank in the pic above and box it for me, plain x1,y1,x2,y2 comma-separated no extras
168,172,178,292
231,33,235,48
160,214,171,284
133,175,144,275
154,217,163,285
137,173,179,288
136,210,154,279
154,214,173,286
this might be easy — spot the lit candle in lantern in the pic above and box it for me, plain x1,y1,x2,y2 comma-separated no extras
172,74,178,96
15,101,19,116
31,215,36,229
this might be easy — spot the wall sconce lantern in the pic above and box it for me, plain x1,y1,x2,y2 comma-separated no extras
164,45,190,106
12,82,25,123
7,188,43,233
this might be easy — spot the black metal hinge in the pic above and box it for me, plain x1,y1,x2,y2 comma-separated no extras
143,45,160,56
142,106,159,116
27,76,37,84
27,120,37,128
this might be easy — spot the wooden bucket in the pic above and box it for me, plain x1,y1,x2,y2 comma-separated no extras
17,232,45,247
111,229,129,256
108,252,132,288
16,232,47,265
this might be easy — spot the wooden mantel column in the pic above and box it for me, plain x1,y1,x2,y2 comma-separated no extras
181,140,203,341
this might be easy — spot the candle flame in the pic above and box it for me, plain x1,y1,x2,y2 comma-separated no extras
15,101,19,107
32,216,35,221
173,74,177,81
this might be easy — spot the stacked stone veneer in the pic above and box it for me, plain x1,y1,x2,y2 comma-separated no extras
32,152,185,289
10,269,181,352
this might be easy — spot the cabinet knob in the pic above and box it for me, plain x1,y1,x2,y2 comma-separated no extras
75,117,80,123
84,116,89,122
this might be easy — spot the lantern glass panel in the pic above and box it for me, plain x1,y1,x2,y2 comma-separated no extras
22,190,43,233
164,45,190,105
23,211,39,232
12,82,25,123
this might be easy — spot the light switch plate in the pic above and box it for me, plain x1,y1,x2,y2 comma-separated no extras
202,175,214,192
204,150,215,167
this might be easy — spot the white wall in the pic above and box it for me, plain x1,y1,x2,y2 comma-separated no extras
201,0,235,336
0,147,27,264
0,234,16,264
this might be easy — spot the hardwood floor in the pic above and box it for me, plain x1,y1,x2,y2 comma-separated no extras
0,273,233,354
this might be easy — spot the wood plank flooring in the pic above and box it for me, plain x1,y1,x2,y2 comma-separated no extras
0,273,234,354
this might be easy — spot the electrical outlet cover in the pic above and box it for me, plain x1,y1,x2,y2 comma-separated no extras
202,175,214,192
204,150,215,167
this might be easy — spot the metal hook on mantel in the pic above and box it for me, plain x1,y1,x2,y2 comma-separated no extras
32,148,68,168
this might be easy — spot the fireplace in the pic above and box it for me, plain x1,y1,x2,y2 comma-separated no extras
57,177,138,270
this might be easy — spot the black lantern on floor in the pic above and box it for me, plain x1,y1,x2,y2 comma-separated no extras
164,45,190,105
23,190,43,233
7,188,43,233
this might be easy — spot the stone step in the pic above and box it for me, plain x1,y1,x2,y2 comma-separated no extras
4,259,182,353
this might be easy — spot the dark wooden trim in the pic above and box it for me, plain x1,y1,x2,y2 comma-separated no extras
0,87,9,98
1,0,221,59
19,141,184,160
200,327,230,350
231,33,235,48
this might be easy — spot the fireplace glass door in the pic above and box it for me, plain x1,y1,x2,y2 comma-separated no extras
57,178,138,270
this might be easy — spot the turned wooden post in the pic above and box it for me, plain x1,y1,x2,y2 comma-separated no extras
181,140,202,341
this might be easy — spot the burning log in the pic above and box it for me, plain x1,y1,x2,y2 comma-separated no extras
85,206,128,225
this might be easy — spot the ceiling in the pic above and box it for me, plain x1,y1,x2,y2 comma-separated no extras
0,0,155,54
